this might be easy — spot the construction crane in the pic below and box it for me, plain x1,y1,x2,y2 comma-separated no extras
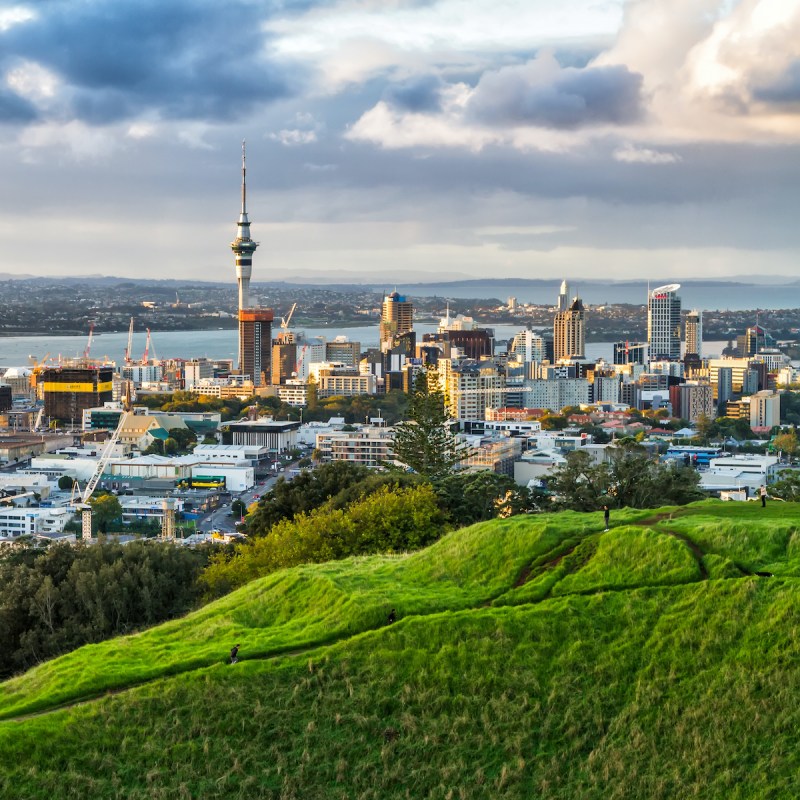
83,322,95,360
33,407,44,431
294,344,309,377
71,384,132,540
281,302,297,333
124,317,134,365
142,328,159,364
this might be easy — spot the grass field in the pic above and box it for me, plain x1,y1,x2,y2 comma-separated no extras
2,499,800,798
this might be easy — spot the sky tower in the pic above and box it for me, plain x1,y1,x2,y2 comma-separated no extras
231,142,272,386
232,140,258,311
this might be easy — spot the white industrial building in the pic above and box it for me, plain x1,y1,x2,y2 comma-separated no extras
0,506,74,540
699,454,780,495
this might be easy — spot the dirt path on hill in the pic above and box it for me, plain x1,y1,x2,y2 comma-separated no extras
631,514,709,580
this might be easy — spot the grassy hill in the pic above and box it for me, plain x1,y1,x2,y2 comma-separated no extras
2,500,800,798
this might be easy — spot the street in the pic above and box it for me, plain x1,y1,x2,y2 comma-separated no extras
196,474,279,533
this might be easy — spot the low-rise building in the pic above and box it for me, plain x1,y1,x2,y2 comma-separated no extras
315,426,394,468
0,505,73,540
700,454,780,495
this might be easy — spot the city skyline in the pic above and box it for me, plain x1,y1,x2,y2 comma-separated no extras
0,1,798,284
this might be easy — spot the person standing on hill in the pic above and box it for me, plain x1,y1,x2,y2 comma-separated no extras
603,505,610,531
230,644,240,664
760,485,768,508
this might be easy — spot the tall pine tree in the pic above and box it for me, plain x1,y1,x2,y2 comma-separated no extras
391,366,471,482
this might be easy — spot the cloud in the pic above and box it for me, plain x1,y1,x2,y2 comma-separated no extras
0,0,307,125
613,143,681,164
0,87,37,122
382,74,444,112
271,128,318,145
754,60,800,105
467,53,644,128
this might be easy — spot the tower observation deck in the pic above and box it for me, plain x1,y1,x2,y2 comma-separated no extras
231,141,259,311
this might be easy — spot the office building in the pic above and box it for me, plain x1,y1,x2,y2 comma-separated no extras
554,293,585,361
271,341,297,385
379,291,413,352
685,310,702,358
238,309,273,387
613,341,647,366
750,390,780,429
737,324,770,358
326,338,361,367
677,382,715,423
647,283,681,361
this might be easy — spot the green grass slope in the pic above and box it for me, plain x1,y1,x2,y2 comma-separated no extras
2,500,800,799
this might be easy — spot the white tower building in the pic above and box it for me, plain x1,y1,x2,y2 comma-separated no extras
231,141,259,312
648,284,682,362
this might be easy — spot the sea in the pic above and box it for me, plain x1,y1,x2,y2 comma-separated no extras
0,326,733,370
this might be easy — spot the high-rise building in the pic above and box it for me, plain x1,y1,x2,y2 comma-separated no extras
238,309,273,387
556,279,569,312
230,143,273,386
554,295,585,361
647,283,681,361
379,291,413,352
750,390,780,429
685,310,702,357
613,341,646,366
736,324,770,358
42,365,113,423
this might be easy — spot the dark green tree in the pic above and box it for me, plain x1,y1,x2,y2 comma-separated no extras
770,469,800,501
436,471,543,526
391,367,471,482
57,475,75,491
549,443,704,511
89,494,123,534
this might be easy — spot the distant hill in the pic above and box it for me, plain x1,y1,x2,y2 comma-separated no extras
2,500,800,798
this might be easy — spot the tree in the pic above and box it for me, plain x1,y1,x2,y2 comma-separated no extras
57,475,75,491
436,471,543,526
695,413,714,444
770,469,800,501
772,430,798,460
549,443,704,511
89,494,123,534
246,461,372,536
231,499,246,520
391,367,471,482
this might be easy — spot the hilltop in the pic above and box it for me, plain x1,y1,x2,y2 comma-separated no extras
1,500,800,798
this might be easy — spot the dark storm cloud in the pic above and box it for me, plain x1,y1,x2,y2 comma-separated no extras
382,74,444,112
0,89,38,123
0,0,318,124
468,61,644,128
753,60,800,105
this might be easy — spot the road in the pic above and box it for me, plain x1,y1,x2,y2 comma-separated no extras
196,474,280,533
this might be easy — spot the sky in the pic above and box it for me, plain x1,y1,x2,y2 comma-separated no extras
0,0,799,285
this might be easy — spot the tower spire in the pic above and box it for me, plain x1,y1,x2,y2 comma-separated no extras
241,139,247,216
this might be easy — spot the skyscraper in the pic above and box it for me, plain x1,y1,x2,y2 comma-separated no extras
379,291,413,352
556,279,569,312
685,310,702,358
231,142,272,386
554,294,585,361
239,309,273,386
647,284,681,361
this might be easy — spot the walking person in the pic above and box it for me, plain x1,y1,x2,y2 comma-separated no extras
230,644,240,664
760,485,768,508
603,505,610,532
